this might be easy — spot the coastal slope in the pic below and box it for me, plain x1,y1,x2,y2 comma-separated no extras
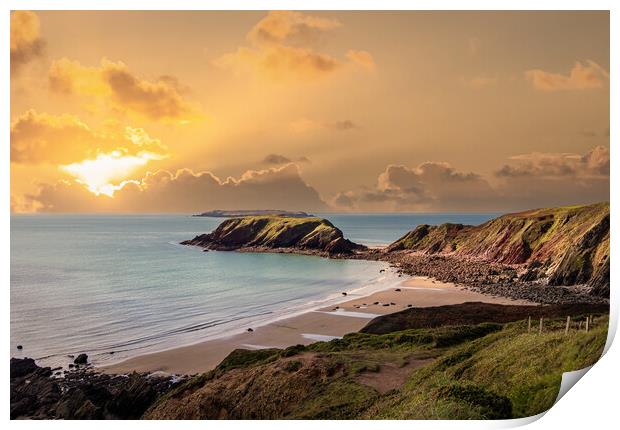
181,216,366,256
386,202,609,296
143,307,608,419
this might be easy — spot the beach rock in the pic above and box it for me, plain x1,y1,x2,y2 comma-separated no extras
11,357,38,378
395,288,401,292
247,328,254,332
74,354,88,365
16,344,23,350
11,357,181,419
342,292,347,296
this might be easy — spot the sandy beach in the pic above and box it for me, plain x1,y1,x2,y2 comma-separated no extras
102,276,532,375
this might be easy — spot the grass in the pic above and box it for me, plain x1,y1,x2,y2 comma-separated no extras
145,315,608,420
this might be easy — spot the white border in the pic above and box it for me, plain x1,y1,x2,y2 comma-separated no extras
4,1,617,428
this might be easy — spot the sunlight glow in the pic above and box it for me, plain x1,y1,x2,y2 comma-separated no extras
60,151,162,196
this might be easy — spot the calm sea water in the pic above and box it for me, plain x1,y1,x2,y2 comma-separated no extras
10,213,495,368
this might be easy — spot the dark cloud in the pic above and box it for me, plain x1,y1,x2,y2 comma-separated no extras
11,11,45,74
333,147,609,212
49,59,198,122
262,154,310,165
27,163,327,213
495,146,609,179
330,120,358,131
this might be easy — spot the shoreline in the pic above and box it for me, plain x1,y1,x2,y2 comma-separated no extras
101,276,533,375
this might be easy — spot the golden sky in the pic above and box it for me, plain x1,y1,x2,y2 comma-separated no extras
10,10,610,213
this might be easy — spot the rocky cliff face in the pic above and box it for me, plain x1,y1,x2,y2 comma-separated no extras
181,216,366,256
387,202,609,295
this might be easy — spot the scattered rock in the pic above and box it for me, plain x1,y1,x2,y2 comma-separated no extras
74,354,88,365
16,345,23,350
342,292,347,296
247,328,254,332
395,288,401,292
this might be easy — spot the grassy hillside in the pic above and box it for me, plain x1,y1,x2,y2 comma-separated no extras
387,202,609,294
181,216,365,255
144,313,607,419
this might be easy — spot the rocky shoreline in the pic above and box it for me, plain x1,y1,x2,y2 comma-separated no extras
10,357,188,419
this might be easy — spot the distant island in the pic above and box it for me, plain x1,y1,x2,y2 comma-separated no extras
192,209,313,218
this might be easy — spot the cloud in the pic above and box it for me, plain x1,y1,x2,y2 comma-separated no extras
25,163,327,213
10,110,166,165
248,10,341,46
334,162,497,211
525,61,609,91
11,11,45,74
495,146,609,179
49,58,199,122
333,147,609,212
289,118,359,133
261,154,311,165
346,50,376,72
215,11,374,81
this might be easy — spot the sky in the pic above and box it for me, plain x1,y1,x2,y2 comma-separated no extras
10,10,610,213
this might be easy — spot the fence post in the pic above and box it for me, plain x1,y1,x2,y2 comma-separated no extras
586,316,589,333
539,317,543,334
565,316,571,335
528,316,531,333
578,321,582,330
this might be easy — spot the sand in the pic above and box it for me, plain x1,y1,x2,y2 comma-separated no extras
101,276,532,375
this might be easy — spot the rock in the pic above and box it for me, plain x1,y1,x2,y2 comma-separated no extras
382,303,390,307
10,357,38,378
74,354,88,365
341,292,347,296
181,216,367,256
395,288,401,292
247,328,254,332
16,345,23,350
373,302,379,305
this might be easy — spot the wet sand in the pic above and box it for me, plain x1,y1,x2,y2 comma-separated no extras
102,276,532,375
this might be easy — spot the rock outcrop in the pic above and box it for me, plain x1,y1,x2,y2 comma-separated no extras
386,202,609,295
10,358,182,419
181,216,366,256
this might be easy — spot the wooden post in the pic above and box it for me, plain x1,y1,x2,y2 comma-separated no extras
586,316,589,333
578,321,582,330
528,316,531,333
565,316,571,335
539,317,543,334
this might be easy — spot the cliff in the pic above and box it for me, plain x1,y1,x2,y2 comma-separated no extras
181,216,366,256
387,202,609,295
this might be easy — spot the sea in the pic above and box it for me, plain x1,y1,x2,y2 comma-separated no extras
10,213,496,368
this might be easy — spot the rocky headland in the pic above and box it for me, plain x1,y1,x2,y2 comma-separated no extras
181,215,366,256
182,202,610,304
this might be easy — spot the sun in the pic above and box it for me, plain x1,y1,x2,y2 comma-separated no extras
60,151,161,196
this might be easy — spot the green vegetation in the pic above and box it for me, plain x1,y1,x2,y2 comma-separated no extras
145,315,608,420
387,202,609,292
